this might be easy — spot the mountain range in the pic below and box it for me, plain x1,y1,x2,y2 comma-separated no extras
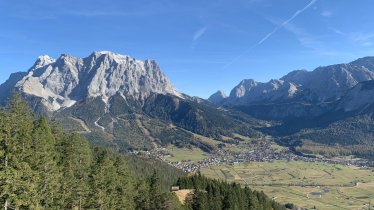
2,51,374,157
0,51,262,152
210,57,374,119
208,57,374,158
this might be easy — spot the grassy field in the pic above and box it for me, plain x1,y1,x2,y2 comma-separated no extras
201,161,374,210
193,133,221,146
174,189,194,204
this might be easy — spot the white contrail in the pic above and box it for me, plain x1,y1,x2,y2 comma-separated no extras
193,27,207,41
257,0,317,45
223,0,317,69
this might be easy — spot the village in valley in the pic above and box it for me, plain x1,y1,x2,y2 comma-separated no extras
129,136,374,210
129,136,374,173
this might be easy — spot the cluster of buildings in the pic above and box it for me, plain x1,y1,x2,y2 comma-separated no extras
129,139,373,172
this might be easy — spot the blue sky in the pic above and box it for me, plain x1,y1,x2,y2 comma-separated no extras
1,0,374,98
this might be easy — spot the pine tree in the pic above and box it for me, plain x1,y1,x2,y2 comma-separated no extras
135,180,151,210
148,171,169,210
60,133,92,209
7,92,34,157
88,148,117,210
31,117,60,209
0,94,40,209
191,191,208,210
113,157,135,210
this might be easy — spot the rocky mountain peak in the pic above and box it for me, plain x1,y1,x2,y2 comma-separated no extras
30,55,56,71
239,79,258,87
230,79,258,98
208,90,227,104
224,78,298,105
89,51,130,63
5,51,181,111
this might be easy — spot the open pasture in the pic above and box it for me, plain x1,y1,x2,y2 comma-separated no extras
201,161,374,210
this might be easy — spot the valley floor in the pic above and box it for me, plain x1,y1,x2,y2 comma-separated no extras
131,135,374,210
201,161,374,210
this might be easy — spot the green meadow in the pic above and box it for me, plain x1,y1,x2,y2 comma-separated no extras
201,161,374,210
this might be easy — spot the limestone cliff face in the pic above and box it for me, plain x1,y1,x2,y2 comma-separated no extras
11,51,180,111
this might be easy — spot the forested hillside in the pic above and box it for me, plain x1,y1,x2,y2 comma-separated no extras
0,94,287,209
0,94,186,209
177,174,287,210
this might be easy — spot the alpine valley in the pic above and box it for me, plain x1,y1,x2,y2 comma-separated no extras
209,56,374,159
2,51,374,158
2,51,374,209
0,51,262,152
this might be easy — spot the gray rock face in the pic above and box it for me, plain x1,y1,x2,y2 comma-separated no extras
208,90,227,104
225,79,299,105
0,71,28,103
281,62,374,101
8,51,181,111
212,57,374,107
205,56,374,120
337,80,374,112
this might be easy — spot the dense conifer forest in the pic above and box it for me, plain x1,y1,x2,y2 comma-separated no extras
0,94,287,210
178,174,286,210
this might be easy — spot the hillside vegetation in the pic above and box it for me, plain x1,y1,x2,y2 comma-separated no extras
177,173,287,210
0,94,287,210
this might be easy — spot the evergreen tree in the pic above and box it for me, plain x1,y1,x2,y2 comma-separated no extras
0,94,40,209
88,148,117,209
148,171,168,210
60,133,92,209
190,191,208,210
31,117,60,209
113,157,135,210
135,180,151,210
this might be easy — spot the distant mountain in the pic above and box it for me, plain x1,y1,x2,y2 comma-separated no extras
208,57,374,157
0,51,262,151
210,57,374,119
208,90,227,104
281,59,374,101
336,80,374,112
226,79,299,105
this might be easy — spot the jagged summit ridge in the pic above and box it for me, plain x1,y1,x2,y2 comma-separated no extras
32,55,56,70
13,51,181,111
224,79,298,104
210,56,374,106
